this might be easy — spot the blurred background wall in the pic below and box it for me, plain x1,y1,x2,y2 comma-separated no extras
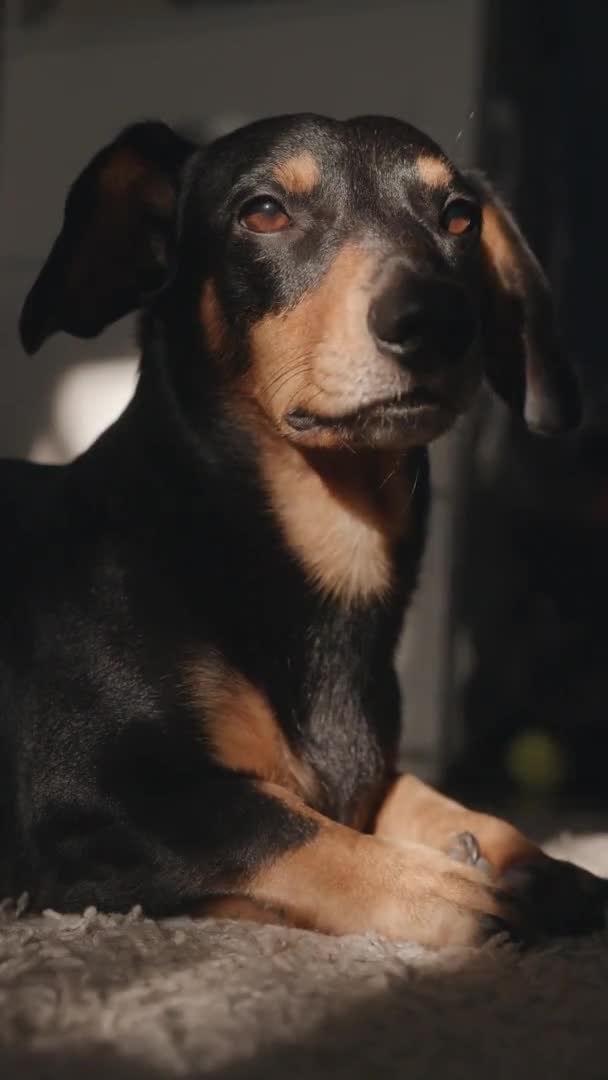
445,1,608,814
0,0,604,813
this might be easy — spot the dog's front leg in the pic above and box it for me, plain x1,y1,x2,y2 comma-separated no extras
35,775,514,948
194,782,514,947
373,774,608,936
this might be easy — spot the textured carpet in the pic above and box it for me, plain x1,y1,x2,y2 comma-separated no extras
1,833,608,1080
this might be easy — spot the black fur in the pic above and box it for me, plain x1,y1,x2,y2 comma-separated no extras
0,114,576,914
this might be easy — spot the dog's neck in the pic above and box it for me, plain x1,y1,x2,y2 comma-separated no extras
246,418,418,606
124,318,425,608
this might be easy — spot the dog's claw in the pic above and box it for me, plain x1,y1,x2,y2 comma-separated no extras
447,831,482,867
478,913,512,943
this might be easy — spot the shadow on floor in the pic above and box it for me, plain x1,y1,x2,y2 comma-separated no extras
2,938,606,1080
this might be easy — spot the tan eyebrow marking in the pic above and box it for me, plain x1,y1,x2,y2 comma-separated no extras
416,154,453,189
272,152,321,195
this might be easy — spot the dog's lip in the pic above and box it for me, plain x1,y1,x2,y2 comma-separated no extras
285,390,452,431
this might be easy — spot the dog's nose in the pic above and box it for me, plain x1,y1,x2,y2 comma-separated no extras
368,271,477,367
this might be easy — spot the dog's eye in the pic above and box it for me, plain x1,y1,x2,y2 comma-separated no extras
239,196,291,234
440,199,481,237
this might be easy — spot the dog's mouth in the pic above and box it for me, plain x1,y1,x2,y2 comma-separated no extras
285,389,457,445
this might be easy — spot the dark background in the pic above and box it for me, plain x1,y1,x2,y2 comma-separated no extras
445,0,608,816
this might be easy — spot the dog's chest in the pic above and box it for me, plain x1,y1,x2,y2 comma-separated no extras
187,593,404,827
291,606,402,822
183,451,429,825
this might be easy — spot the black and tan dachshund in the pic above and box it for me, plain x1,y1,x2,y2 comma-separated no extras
1,114,605,947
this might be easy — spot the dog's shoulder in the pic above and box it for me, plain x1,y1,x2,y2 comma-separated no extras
0,458,77,598
0,457,64,532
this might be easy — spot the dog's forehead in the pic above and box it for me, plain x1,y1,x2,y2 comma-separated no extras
202,113,455,197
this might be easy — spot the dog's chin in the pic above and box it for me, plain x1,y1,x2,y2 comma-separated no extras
282,393,461,451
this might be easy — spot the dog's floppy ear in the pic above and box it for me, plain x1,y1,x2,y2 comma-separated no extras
465,171,580,434
20,122,197,354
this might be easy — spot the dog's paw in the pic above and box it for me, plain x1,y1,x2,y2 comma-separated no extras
394,845,523,949
444,826,608,941
501,853,608,938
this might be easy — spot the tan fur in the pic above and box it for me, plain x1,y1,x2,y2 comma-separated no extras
256,436,414,604
197,896,289,926
241,784,508,946
416,154,453,189
481,203,521,287
478,195,555,430
200,279,227,354
187,655,318,802
374,774,540,873
273,152,321,195
248,244,411,428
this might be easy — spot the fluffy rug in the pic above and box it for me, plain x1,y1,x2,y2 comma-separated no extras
1,832,607,1080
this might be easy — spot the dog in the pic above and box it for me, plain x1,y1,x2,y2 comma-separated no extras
1,113,604,948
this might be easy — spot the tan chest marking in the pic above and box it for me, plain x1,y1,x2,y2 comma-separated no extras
187,655,318,803
258,439,415,605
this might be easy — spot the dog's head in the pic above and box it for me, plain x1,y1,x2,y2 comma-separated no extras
20,114,579,449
